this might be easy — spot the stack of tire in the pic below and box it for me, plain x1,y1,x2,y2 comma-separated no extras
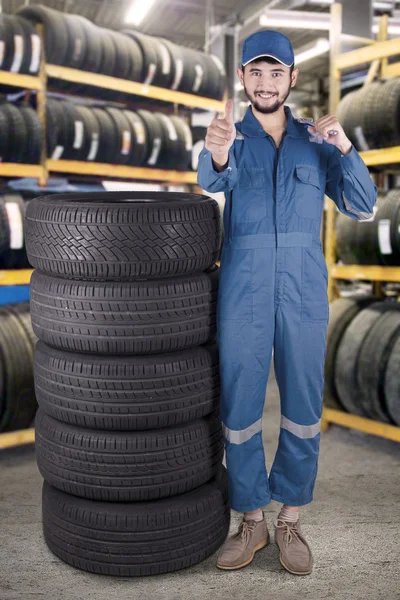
336,80,400,152
0,14,42,94
0,302,37,432
336,189,400,266
0,102,42,164
46,98,193,169
25,191,230,576
324,295,400,425
16,5,226,101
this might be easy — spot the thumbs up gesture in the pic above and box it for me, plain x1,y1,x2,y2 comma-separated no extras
205,99,236,167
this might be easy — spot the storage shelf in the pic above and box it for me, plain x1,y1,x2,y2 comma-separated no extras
321,408,400,442
0,270,33,285
0,428,35,450
359,146,400,167
0,69,42,90
331,264,400,282
46,64,226,111
0,163,45,178
48,160,198,183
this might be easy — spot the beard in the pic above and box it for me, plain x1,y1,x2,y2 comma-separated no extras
244,81,291,114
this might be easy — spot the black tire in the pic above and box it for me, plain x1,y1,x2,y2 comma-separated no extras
324,295,380,409
1,103,27,162
155,112,184,169
377,189,400,266
137,109,165,167
6,301,37,350
0,193,28,269
75,105,101,162
334,301,393,417
121,30,162,86
357,305,400,423
42,466,230,576
46,98,69,160
25,192,220,281
35,409,224,502
105,107,134,165
170,114,193,170
91,107,120,163
384,333,400,425
122,110,148,166
16,5,69,66
191,126,207,171
0,104,9,160
18,106,43,164
34,340,220,430
14,16,42,75
0,195,10,255
30,267,218,354
0,306,37,432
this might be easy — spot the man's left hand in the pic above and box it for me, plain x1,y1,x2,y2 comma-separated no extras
307,115,352,155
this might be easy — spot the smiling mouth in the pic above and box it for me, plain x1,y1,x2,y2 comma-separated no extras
257,93,277,99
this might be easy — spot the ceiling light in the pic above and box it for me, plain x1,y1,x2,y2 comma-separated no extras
260,10,330,30
295,38,330,64
125,0,157,26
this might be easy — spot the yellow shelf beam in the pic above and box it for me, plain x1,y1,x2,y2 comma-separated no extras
334,37,400,70
0,164,45,178
46,64,225,112
322,408,400,442
0,69,42,90
0,270,33,285
359,146,400,166
331,264,400,282
0,428,35,450
48,159,198,183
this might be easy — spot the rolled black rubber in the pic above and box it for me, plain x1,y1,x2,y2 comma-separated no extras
30,267,218,354
91,107,120,163
42,465,230,576
19,106,43,164
324,295,380,409
16,5,69,66
0,305,37,432
137,109,165,167
34,340,220,430
35,409,224,501
25,192,220,281
122,110,148,166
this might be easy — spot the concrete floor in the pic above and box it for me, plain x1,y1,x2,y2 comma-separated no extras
1,363,399,600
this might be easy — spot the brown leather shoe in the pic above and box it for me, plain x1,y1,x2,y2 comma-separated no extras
274,517,313,575
216,515,270,570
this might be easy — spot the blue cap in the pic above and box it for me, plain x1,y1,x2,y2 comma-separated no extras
241,30,294,68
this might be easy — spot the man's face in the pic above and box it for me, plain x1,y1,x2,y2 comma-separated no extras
237,60,298,115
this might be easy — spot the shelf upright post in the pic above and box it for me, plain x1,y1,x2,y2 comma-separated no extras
36,24,49,186
326,2,342,304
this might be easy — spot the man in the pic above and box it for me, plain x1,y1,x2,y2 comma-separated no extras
197,30,377,576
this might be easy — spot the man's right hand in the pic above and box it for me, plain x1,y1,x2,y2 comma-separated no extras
205,99,236,170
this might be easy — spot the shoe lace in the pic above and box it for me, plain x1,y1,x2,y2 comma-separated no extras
275,519,301,545
237,520,257,544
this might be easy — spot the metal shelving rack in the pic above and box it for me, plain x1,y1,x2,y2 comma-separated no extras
321,3,400,442
0,26,224,291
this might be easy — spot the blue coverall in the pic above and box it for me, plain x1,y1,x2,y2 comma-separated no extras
197,104,378,511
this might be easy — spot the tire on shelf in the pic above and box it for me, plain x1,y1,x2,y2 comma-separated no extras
324,295,380,409
334,301,393,417
1,103,27,162
384,333,400,426
375,189,400,266
35,408,224,501
170,114,193,170
0,193,30,269
14,16,42,74
75,105,101,162
0,105,9,161
0,305,37,432
154,112,185,169
25,191,220,280
6,301,37,350
91,107,120,163
121,30,165,87
34,339,220,430
42,465,230,576
157,37,194,93
30,266,218,354
357,305,400,423
0,195,10,256
105,107,134,165
122,110,148,166
60,101,91,161
16,4,69,66
335,192,386,265
137,109,164,167
19,106,43,164
191,126,207,171
46,98,70,160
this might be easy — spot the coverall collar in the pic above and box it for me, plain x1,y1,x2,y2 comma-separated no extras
239,104,306,139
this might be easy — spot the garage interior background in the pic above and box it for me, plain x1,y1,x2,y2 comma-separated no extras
0,0,400,598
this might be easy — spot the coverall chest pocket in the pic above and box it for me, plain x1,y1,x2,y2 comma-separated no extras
234,167,266,222
294,164,322,221
301,246,329,322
